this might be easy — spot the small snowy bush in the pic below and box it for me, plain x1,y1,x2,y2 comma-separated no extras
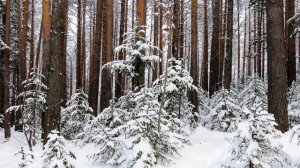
61,89,93,140
222,104,291,168
15,147,34,168
153,58,197,125
203,89,241,132
80,88,188,167
42,130,76,168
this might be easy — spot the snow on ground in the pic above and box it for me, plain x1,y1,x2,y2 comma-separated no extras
1,126,300,168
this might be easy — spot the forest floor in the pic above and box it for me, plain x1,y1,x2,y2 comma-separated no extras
1,126,300,168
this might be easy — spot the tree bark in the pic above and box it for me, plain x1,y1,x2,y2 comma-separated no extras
209,0,221,97
285,0,296,87
4,0,11,138
41,0,51,142
100,0,113,112
224,0,233,90
266,0,289,132
29,0,35,71
45,0,68,143
201,0,209,91
189,0,199,116
89,0,103,115
172,0,180,59
76,0,83,89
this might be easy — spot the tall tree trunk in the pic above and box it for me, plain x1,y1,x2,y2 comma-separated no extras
0,1,4,126
45,0,68,143
81,0,87,91
266,0,289,132
247,8,252,78
89,0,103,115
209,0,221,97
285,0,296,87
116,0,127,98
100,0,113,112
3,0,11,138
257,4,262,78
172,0,180,59
61,0,69,107
237,0,241,82
41,0,51,142
29,0,35,71
179,0,184,59
201,0,209,91
152,1,159,82
224,0,233,89
76,0,83,89
189,0,198,118
242,7,247,84
21,0,29,79
219,0,226,87
133,0,146,89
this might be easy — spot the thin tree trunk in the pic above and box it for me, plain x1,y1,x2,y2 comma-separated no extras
81,0,87,91
76,0,83,89
100,0,113,112
247,7,252,78
172,0,180,59
209,0,221,97
201,0,209,91
189,0,199,118
266,0,289,132
4,0,11,138
242,7,247,84
29,0,35,71
89,0,103,115
286,0,296,87
61,0,68,107
41,0,51,142
237,0,241,82
116,0,127,98
224,0,233,90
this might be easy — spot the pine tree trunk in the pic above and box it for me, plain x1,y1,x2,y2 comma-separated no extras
133,0,146,89
189,0,199,117
285,0,296,87
3,0,11,138
61,0,68,107
209,0,221,97
242,7,247,84
76,0,83,89
257,4,262,78
100,0,113,112
247,8,252,78
224,0,233,90
41,0,51,142
116,0,127,98
237,0,241,82
81,0,87,91
201,0,209,91
0,1,5,127
172,0,180,59
179,0,184,59
45,0,68,142
89,0,103,115
266,0,289,132
29,0,35,71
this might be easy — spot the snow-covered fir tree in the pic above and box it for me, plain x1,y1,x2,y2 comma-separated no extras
60,89,93,140
203,89,241,132
7,70,47,147
153,58,197,125
79,88,188,167
222,102,291,168
103,25,160,83
239,76,267,112
42,130,76,168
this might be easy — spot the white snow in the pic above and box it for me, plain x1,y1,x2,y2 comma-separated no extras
1,126,300,168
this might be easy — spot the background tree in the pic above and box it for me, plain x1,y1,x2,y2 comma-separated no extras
89,0,103,115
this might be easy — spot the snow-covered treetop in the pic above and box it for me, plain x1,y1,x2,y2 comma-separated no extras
104,25,160,78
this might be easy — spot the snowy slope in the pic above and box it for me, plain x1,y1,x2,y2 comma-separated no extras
1,126,300,168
